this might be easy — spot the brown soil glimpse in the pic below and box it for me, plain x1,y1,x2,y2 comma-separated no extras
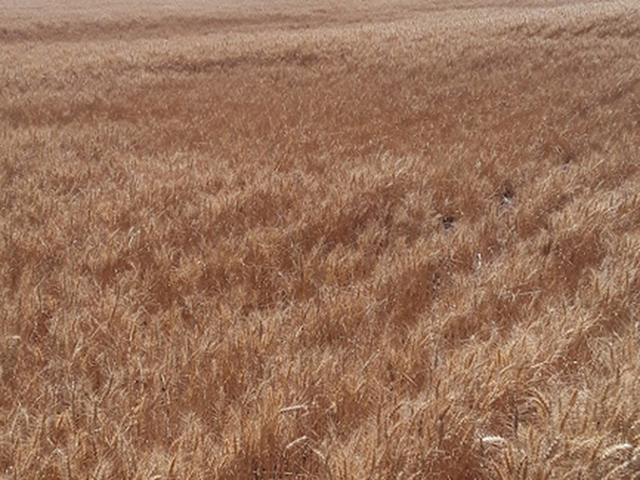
2,0,640,478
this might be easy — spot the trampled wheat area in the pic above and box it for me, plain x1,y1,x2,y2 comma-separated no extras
1,0,640,477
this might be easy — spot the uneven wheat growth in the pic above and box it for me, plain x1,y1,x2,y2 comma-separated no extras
1,0,640,477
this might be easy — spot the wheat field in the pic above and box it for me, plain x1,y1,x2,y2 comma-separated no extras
1,0,640,478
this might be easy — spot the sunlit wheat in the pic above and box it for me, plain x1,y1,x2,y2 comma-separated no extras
1,0,639,478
